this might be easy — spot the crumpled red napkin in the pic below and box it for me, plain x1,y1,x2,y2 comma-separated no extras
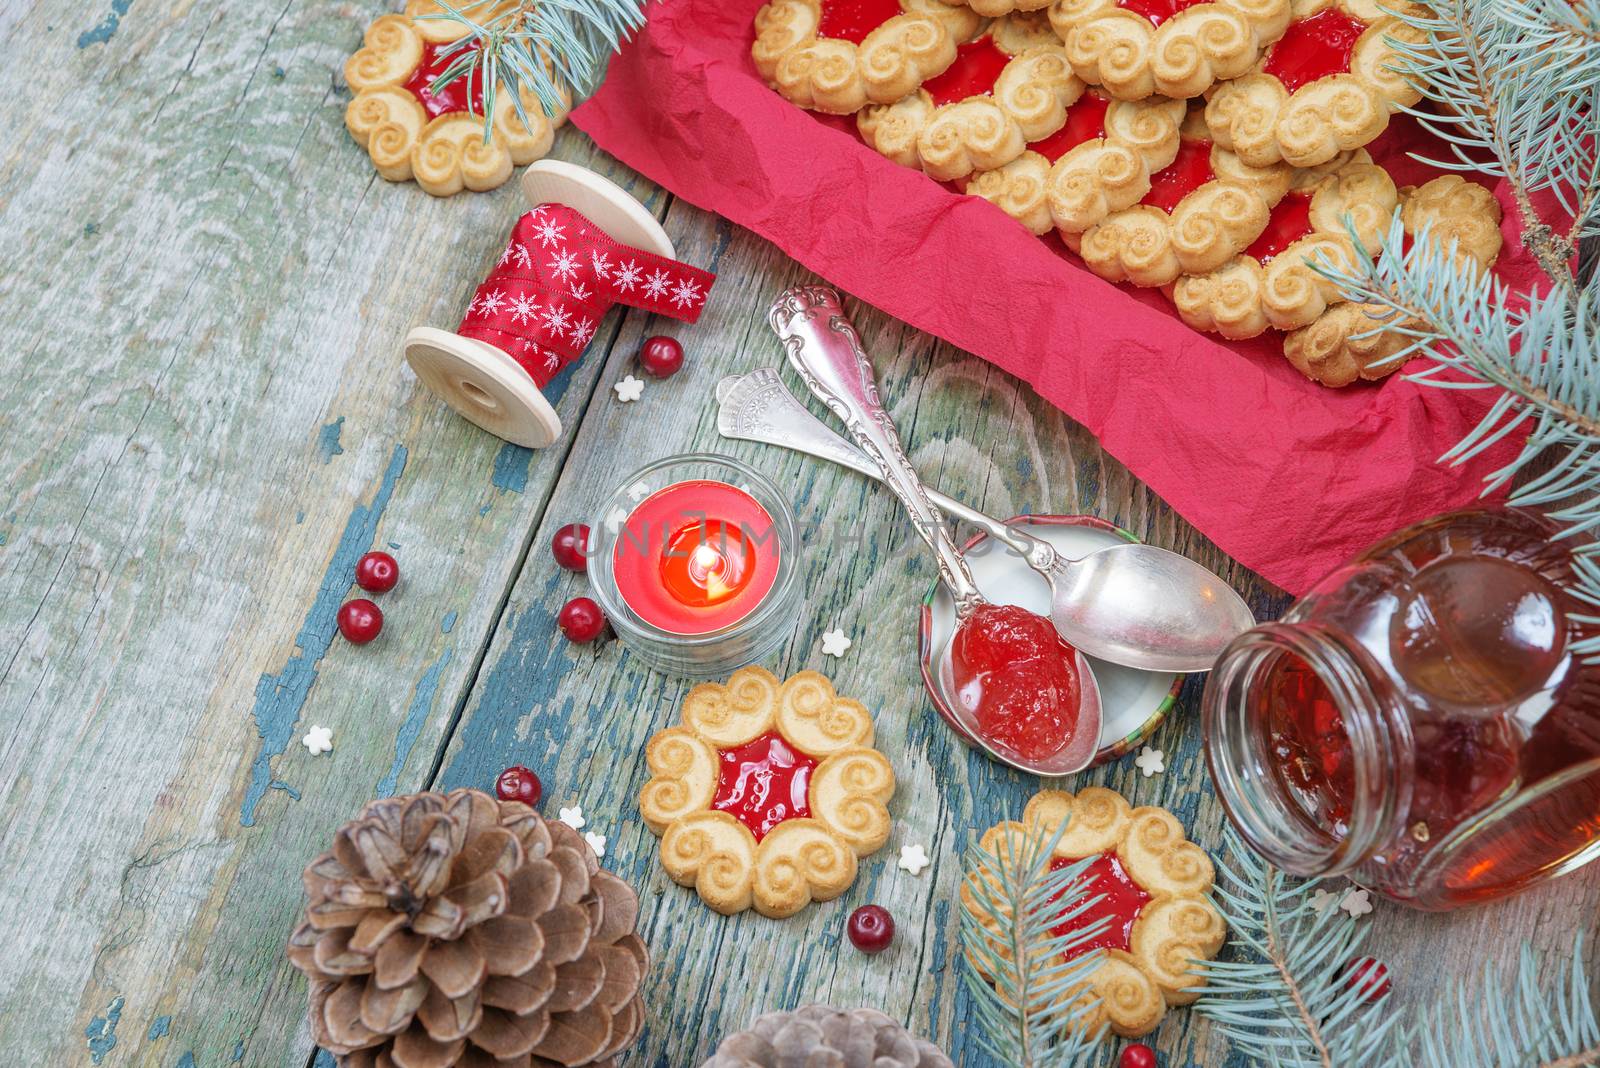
571,0,1553,594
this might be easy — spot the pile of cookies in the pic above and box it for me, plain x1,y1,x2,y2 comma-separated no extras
752,0,1503,386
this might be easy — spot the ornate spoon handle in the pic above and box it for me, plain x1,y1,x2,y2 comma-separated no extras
768,285,983,613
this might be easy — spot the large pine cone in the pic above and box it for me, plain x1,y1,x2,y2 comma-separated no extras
701,1006,953,1067
287,789,647,1068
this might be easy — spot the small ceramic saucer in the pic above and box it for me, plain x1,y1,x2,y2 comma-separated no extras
919,514,1182,769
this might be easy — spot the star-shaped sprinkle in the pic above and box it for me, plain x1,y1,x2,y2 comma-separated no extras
302,725,333,755
1134,746,1166,777
898,843,930,876
1340,887,1374,919
627,481,651,502
1309,888,1340,915
584,831,607,858
820,628,852,657
614,375,644,403
559,805,586,830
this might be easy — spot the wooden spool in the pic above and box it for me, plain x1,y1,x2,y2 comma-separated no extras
404,160,676,448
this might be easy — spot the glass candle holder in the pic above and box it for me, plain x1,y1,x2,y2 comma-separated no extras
1203,507,1600,910
587,453,801,677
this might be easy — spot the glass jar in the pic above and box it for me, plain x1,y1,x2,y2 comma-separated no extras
1204,507,1600,909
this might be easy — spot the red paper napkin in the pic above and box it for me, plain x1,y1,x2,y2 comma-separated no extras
571,0,1555,594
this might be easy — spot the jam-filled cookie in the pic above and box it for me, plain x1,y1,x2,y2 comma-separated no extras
1049,0,1291,100
1204,0,1429,167
963,788,1226,1038
639,667,896,918
343,0,569,197
753,0,984,114
858,11,1085,180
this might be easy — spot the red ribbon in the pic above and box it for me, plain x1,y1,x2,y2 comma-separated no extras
456,203,717,387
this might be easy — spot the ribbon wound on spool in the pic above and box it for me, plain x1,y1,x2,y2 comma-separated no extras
457,204,718,388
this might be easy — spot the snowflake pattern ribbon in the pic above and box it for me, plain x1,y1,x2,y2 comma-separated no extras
457,204,717,388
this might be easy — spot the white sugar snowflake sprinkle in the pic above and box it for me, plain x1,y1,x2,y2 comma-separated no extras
820,628,852,657
508,293,539,326
604,506,629,533
614,375,644,403
584,832,607,858
1134,746,1166,777
559,805,586,830
547,248,581,281
1340,887,1374,919
476,289,505,317
542,304,572,338
302,725,333,755
627,481,651,502
642,268,672,300
570,317,596,347
1309,888,1340,915
669,277,704,309
590,250,612,279
614,259,643,293
531,217,566,247
898,843,930,876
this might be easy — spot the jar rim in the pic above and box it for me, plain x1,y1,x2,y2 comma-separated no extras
1203,622,1413,877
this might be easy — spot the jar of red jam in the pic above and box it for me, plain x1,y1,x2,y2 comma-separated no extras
1203,508,1600,910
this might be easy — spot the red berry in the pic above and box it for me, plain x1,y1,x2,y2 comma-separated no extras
552,524,591,572
338,599,383,643
1119,1044,1157,1068
558,597,607,643
495,765,543,806
846,905,894,954
355,551,399,593
639,335,684,378
1341,957,1392,1004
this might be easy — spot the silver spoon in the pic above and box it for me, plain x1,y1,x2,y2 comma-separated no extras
716,368,1255,673
768,285,1102,776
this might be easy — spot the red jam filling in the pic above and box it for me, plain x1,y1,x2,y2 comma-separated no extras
1049,854,1151,957
1245,191,1314,263
402,39,486,118
1262,9,1368,93
1141,139,1214,213
923,36,1012,106
1030,93,1111,162
816,0,906,44
1117,0,1211,27
710,732,817,841
951,603,1081,761
659,520,756,608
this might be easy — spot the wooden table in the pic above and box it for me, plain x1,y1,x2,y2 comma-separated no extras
4,4,1597,1065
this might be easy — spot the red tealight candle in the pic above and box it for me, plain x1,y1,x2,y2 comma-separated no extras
612,480,781,634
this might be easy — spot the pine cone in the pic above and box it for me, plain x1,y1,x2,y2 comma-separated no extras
700,1005,953,1068
287,789,647,1068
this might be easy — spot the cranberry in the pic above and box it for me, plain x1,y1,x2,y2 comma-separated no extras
495,765,543,806
558,597,607,643
551,523,591,572
354,551,399,593
1119,1045,1157,1068
337,599,383,643
846,905,894,954
639,335,684,378
1340,957,1392,1004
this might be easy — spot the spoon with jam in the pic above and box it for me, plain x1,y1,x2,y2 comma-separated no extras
769,285,1103,775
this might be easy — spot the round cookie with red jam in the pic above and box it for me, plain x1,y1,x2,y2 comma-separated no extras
1281,175,1503,386
1205,0,1429,167
639,667,896,918
343,0,569,197
1049,0,1290,99
963,788,1226,1038
753,0,984,115
1169,150,1398,335
858,11,1085,180
1067,104,1294,286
